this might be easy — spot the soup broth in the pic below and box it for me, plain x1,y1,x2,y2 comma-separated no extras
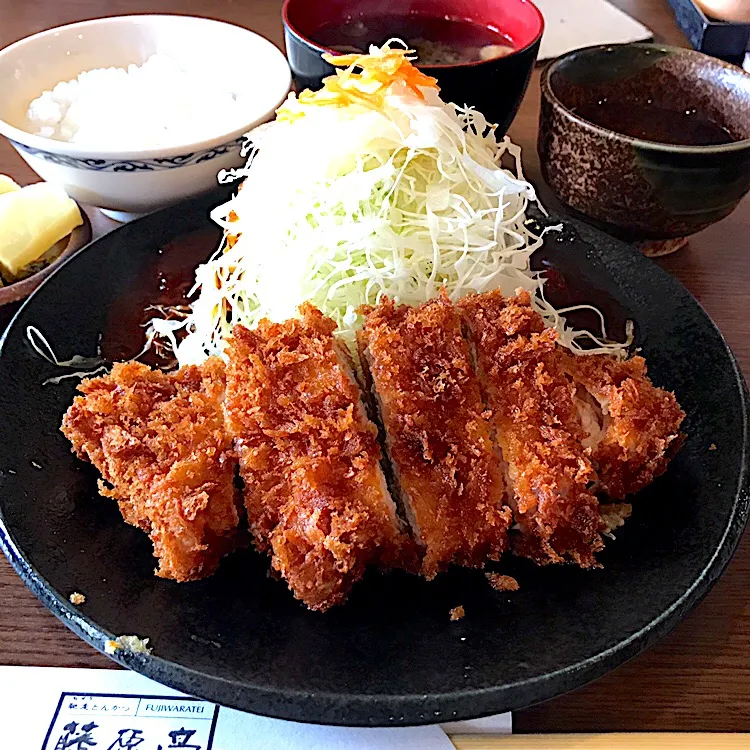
313,14,516,65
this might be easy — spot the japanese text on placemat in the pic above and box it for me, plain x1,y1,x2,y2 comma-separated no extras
42,693,219,750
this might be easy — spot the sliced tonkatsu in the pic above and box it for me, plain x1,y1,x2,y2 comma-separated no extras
359,293,512,578
458,290,604,567
558,350,685,499
224,303,411,611
59,291,687,609
61,359,240,582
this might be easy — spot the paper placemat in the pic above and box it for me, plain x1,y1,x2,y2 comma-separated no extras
0,666,511,748
535,0,653,60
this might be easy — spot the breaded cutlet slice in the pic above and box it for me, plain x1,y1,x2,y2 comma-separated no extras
61,359,240,582
558,350,685,499
224,304,411,612
358,293,512,579
458,289,604,567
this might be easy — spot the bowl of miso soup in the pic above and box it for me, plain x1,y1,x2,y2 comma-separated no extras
282,0,544,134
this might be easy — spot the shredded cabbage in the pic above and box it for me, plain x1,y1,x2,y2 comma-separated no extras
152,43,628,366
26,326,108,384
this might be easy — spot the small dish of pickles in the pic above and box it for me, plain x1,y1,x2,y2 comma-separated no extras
0,176,91,305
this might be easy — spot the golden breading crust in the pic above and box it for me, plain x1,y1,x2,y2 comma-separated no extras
359,293,511,579
61,359,240,582
559,351,685,499
459,290,603,567
224,303,411,612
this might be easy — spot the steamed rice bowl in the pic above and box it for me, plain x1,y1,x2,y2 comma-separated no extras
27,54,248,149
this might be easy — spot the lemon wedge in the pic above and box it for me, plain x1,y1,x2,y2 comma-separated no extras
0,175,20,196
0,183,83,279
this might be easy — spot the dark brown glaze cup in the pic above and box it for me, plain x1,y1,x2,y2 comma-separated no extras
283,0,544,135
538,44,750,247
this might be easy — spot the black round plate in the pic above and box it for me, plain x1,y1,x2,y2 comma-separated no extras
0,191,747,726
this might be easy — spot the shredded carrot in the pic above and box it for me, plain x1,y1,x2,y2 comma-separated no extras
278,42,439,119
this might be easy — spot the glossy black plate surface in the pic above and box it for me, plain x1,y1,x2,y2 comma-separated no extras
0,190,747,726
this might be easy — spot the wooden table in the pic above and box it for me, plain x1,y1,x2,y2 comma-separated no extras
1,0,748,735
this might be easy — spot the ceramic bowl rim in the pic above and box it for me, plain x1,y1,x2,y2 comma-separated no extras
281,0,545,70
541,42,750,154
0,14,292,161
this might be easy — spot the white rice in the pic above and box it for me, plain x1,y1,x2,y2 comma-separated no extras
26,54,245,149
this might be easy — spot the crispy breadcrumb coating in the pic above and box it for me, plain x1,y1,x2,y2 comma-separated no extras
359,294,511,578
599,503,633,534
59,290,687,607
449,605,465,621
459,290,604,567
485,573,520,592
559,351,685,499
61,359,240,582
225,304,411,612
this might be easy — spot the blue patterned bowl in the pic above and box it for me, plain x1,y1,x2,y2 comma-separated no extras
0,16,291,220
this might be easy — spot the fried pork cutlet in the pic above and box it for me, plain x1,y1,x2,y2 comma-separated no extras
359,294,512,579
559,350,685,499
224,304,410,612
458,290,604,567
61,359,240,582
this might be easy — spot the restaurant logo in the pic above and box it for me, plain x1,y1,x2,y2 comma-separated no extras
42,693,219,750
